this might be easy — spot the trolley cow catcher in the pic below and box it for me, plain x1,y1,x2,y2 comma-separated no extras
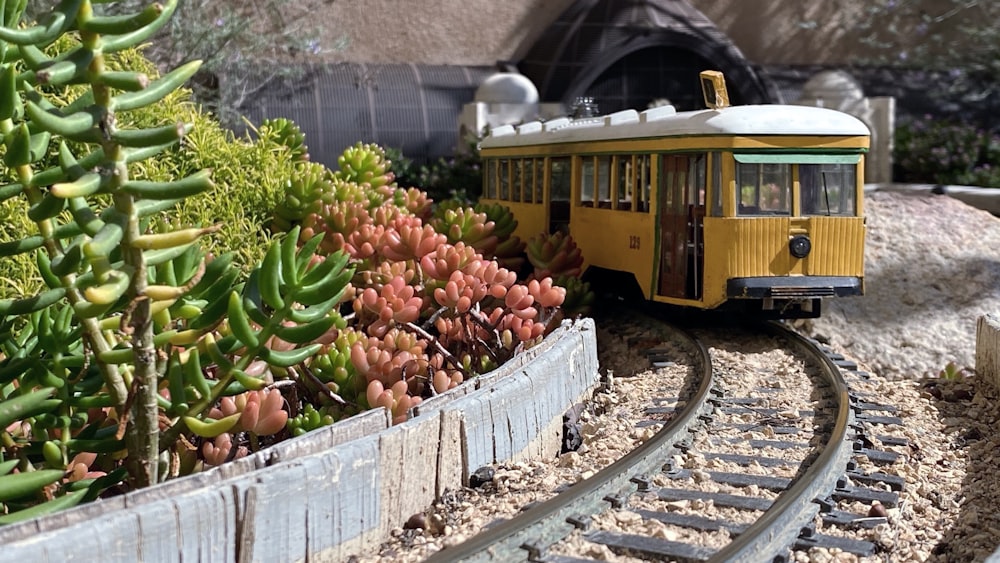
479,72,870,318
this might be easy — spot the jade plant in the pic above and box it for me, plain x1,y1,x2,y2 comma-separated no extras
0,0,351,521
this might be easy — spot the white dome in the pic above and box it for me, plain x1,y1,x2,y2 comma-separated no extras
474,72,539,105
798,70,864,105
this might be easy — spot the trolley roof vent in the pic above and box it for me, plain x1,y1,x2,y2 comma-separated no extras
565,117,604,130
571,96,598,118
640,105,677,123
491,124,516,137
604,109,639,126
543,117,571,131
517,121,544,134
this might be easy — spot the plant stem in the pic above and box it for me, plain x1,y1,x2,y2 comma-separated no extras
81,8,159,486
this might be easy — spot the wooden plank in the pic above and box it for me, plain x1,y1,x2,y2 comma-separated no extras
238,436,383,561
132,498,183,562
176,486,239,563
488,371,538,460
1,495,127,539
436,407,466,496
239,462,310,562
125,472,219,506
377,414,441,536
43,511,144,563
214,452,267,481
444,391,495,476
265,408,390,465
471,322,563,391
0,531,50,561
977,314,1000,391
303,437,380,559
411,381,472,417
0,318,600,562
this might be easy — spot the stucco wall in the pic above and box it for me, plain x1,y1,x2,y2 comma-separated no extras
690,1,866,66
314,1,881,66
317,0,573,65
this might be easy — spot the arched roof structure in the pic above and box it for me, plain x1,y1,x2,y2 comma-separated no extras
515,0,779,112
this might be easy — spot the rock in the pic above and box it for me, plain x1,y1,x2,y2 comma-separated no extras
469,466,495,488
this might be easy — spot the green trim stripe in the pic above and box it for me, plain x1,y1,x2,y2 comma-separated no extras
733,153,862,164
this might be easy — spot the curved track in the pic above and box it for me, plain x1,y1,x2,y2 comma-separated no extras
426,319,902,562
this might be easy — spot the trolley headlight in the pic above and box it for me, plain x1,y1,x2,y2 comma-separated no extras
789,235,811,259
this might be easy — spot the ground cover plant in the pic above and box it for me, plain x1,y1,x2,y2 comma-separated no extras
0,0,575,525
894,114,1000,188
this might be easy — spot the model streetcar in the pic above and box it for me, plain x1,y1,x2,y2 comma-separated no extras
478,72,870,318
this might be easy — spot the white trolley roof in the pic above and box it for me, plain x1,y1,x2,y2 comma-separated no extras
479,104,871,149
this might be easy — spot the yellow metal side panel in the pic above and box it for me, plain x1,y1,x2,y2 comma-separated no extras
570,207,656,293
511,202,548,243
718,217,791,277
479,200,547,243
805,217,865,276
700,218,730,308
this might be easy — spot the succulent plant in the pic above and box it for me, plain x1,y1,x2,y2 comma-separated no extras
257,117,310,162
419,242,483,283
335,142,394,191
431,206,498,256
286,403,336,436
526,231,584,280
353,275,423,337
554,275,595,317
271,162,335,232
475,201,527,271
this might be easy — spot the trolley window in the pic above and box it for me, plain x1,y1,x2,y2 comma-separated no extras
498,159,510,200
613,154,651,212
596,156,611,208
710,152,723,216
736,162,791,215
580,157,595,207
532,158,545,203
691,154,707,206
638,155,650,213
551,157,571,201
578,156,610,208
485,159,498,199
735,153,861,217
800,162,858,216
550,156,572,234
523,158,535,203
511,159,523,202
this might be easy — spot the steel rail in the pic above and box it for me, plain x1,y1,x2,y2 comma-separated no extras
424,326,714,563
708,321,856,562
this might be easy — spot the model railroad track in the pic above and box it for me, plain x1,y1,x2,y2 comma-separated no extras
425,317,906,562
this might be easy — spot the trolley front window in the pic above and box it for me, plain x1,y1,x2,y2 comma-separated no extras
734,153,862,217
737,162,791,215
800,163,857,216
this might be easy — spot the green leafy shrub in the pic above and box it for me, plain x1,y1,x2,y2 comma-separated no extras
894,115,1000,187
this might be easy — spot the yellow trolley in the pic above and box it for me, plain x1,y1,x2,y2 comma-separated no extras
479,75,870,318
